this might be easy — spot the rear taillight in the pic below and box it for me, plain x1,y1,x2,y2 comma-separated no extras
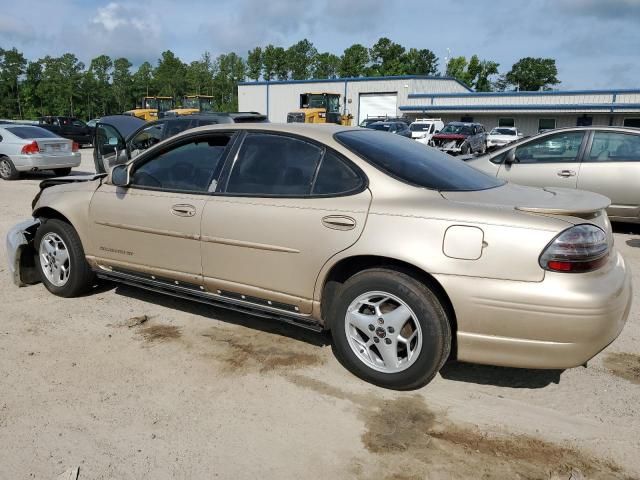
72,142,79,152
21,141,40,154
539,224,609,273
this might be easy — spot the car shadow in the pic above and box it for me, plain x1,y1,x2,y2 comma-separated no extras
111,283,331,348
18,170,95,181
612,222,640,236
439,361,563,389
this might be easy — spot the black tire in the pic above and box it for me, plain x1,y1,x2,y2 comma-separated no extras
53,168,72,176
0,156,19,180
460,143,470,155
34,219,95,297
480,142,487,155
329,269,451,390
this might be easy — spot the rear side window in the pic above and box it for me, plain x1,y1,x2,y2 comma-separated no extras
5,126,59,139
312,151,363,195
226,134,323,195
587,131,640,162
335,130,504,191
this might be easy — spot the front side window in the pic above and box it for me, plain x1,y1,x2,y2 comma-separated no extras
131,135,232,193
515,131,584,164
226,134,323,195
335,130,504,191
587,132,640,162
129,122,166,158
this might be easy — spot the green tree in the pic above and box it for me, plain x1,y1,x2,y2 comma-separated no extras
262,45,288,81
368,37,406,76
20,60,44,118
339,44,369,78
132,61,154,103
87,54,112,115
0,47,27,118
246,47,263,81
312,52,340,79
154,50,186,98
403,48,438,76
185,52,214,95
286,39,317,80
446,55,499,91
212,52,245,111
112,57,133,112
505,57,560,91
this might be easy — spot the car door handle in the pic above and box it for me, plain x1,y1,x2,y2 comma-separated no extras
557,170,576,178
322,215,356,231
170,204,196,217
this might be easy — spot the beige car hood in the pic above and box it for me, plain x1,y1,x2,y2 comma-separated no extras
441,183,611,216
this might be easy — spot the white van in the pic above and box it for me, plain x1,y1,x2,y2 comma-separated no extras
409,118,445,145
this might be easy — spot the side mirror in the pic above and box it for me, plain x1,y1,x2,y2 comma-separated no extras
108,137,119,146
504,149,516,166
111,164,131,187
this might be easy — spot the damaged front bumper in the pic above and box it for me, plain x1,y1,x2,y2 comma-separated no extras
430,138,465,154
6,218,41,286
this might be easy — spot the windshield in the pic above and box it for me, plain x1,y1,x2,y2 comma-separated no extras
440,124,472,135
490,128,516,136
367,123,391,131
305,94,326,109
410,123,432,131
158,98,173,112
335,130,504,191
183,97,199,109
5,126,60,139
143,98,158,109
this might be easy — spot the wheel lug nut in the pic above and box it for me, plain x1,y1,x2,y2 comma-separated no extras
387,326,395,333
377,318,384,325
385,338,392,345
368,324,375,331
373,337,380,343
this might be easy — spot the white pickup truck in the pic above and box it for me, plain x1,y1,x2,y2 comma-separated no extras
409,118,445,145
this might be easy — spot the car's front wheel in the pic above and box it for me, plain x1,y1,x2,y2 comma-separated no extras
34,219,95,297
330,269,451,390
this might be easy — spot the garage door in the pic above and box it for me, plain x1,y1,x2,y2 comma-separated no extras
358,93,397,125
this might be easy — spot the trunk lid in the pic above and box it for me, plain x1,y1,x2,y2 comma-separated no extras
441,183,610,218
33,138,71,155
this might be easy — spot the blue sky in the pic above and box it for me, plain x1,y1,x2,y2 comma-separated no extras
0,0,638,89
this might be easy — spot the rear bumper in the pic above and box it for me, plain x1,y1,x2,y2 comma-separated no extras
6,218,41,286
434,250,632,369
12,153,81,172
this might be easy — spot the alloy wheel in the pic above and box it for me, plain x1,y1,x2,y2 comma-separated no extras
39,232,71,287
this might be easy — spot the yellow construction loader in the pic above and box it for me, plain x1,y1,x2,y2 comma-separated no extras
166,95,215,116
124,96,175,121
286,93,352,125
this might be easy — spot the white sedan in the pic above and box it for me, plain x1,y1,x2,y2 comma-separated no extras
486,127,522,150
0,125,81,180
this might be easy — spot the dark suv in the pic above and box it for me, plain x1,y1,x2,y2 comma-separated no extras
94,112,268,174
38,116,93,146
430,121,487,155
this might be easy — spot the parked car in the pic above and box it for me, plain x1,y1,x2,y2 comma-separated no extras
7,124,631,389
430,122,487,155
409,118,445,145
0,125,81,180
486,127,523,150
38,116,93,146
467,126,640,223
93,112,268,174
365,121,412,137
359,116,411,128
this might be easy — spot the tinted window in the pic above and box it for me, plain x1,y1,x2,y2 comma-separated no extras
129,122,166,158
410,123,431,132
226,134,323,195
6,126,60,139
587,132,640,162
312,151,363,195
131,135,231,192
335,130,504,191
367,123,391,131
515,131,584,164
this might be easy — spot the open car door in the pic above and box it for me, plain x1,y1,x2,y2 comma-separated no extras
93,115,146,174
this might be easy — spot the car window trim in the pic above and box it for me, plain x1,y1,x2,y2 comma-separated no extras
216,130,368,199
125,130,241,196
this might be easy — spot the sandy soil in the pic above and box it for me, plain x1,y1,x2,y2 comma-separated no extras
0,149,639,479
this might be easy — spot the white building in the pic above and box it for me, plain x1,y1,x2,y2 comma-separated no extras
238,75,640,136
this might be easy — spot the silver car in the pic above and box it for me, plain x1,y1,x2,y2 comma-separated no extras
467,127,640,223
0,125,81,180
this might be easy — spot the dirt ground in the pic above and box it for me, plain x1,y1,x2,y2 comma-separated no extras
1,150,639,480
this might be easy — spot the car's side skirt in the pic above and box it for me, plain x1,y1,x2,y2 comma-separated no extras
95,267,324,333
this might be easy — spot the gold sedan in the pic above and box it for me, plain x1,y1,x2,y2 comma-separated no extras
6,124,632,390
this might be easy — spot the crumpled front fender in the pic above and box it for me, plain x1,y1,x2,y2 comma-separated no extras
6,218,41,287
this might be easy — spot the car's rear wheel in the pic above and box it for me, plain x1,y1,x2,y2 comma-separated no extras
35,219,95,297
53,168,72,176
330,269,451,390
0,156,19,180
480,142,487,154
